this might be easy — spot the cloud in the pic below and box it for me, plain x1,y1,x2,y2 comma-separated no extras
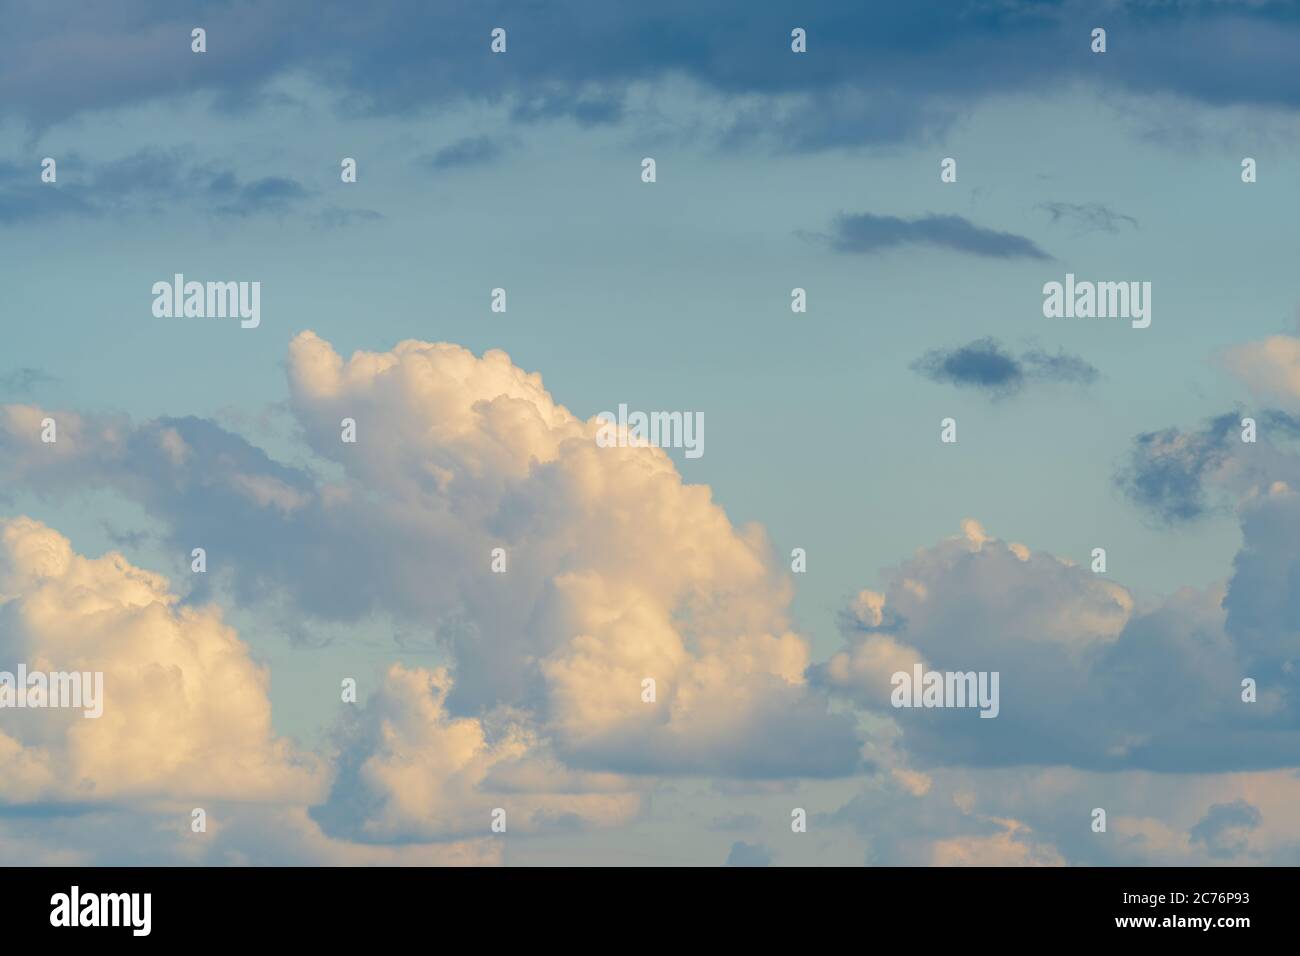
929,818,1063,867
818,213,1050,260
820,513,1300,773
310,664,642,844
832,763,1300,866
0,516,321,806
10,2,1300,149
0,331,861,780
0,514,639,857
1111,411,1300,523
0,801,503,866
911,338,1097,396
0,149,314,225
1038,201,1138,235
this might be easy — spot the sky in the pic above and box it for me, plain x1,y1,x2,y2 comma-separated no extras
2,0,1300,865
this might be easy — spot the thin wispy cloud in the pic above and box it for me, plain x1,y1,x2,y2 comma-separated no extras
1038,201,1138,235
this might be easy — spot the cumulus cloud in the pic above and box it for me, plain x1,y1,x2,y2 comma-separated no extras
0,802,503,866
0,516,320,806
311,664,641,843
0,516,642,858
820,515,1300,772
0,331,860,781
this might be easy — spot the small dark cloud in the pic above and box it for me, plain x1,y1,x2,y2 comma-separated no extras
816,212,1050,260
911,337,1097,397
1038,201,1138,235
724,841,773,867
1115,412,1240,523
0,367,57,395
420,136,506,171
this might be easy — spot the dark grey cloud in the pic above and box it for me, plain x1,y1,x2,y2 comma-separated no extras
821,213,1050,260
724,841,773,867
9,2,1300,148
1038,201,1138,235
1115,412,1242,523
911,338,1097,396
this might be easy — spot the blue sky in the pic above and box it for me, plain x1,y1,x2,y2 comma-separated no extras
3,0,1300,865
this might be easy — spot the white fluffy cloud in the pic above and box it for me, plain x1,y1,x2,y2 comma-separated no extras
312,663,642,843
1,332,859,779
285,332,857,776
0,516,320,805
